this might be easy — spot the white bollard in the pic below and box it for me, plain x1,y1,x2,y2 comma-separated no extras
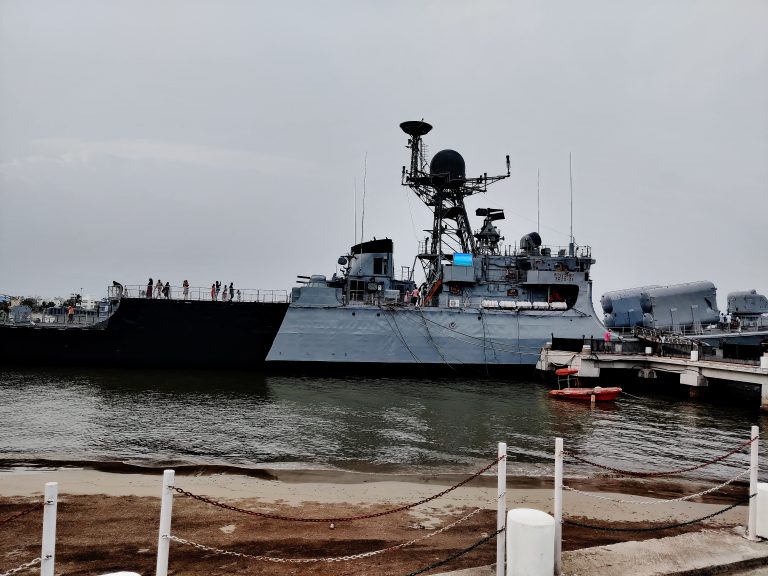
554,438,563,576
756,482,768,538
156,470,176,576
748,426,759,540
691,349,699,361
506,508,555,576
761,354,768,370
40,482,57,576
497,442,507,576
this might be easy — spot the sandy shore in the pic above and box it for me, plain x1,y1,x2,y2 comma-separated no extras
0,467,752,576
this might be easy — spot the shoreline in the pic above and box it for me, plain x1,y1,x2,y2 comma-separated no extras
1,466,751,576
0,465,750,517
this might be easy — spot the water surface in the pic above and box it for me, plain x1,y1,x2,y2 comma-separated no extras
1,368,765,481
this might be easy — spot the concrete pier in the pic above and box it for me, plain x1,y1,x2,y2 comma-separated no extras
538,345,768,408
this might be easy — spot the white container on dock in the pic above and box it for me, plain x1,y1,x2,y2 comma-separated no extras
756,483,768,538
505,508,554,576
761,354,768,370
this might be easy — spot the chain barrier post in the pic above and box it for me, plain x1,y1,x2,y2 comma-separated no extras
748,425,759,541
496,442,507,576
156,469,176,576
554,437,563,576
40,482,57,576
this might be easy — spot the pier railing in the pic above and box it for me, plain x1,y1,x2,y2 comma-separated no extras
115,284,290,304
553,426,760,574
1,451,507,576
4,430,763,576
561,330,765,365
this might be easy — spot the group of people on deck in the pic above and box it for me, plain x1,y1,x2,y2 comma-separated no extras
211,281,240,302
405,284,427,306
143,279,242,301
145,278,190,300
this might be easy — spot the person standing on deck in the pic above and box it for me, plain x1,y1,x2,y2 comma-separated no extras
67,305,74,323
229,282,234,301
215,281,221,300
155,279,163,298
146,278,153,299
210,283,216,301
163,282,170,299
182,280,189,300
603,330,612,352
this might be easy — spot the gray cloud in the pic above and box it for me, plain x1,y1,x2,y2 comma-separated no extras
1,0,766,312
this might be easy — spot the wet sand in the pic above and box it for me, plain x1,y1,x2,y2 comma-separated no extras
0,468,751,576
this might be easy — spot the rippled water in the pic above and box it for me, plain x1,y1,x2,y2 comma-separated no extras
1,368,766,481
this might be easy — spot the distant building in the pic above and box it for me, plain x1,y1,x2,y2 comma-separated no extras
80,295,98,311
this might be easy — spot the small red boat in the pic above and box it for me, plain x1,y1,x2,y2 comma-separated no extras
550,368,621,402
549,386,622,401
555,368,579,377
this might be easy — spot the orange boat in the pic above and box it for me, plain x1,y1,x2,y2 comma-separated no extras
549,386,622,401
549,368,621,402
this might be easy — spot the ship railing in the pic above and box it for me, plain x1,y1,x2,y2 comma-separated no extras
608,322,741,338
37,311,105,327
502,244,592,259
118,285,290,303
590,330,763,365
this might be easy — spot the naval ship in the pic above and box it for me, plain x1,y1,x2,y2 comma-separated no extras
266,120,605,369
0,121,607,370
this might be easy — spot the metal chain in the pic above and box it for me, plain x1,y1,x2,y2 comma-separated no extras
402,527,503,576
562,467,750,505
168,502,493,563
563,494,754,532
0,504,42,526
0,557,41,576
173,454,504,523
563,435,756,477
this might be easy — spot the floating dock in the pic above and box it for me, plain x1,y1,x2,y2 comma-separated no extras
537,343,768,409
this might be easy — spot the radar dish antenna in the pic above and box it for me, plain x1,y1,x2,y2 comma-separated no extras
400,120,433,137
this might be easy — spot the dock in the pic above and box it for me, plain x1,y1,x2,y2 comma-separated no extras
537,341,768,409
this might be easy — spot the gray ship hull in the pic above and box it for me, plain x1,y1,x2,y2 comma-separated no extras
267,305,604,366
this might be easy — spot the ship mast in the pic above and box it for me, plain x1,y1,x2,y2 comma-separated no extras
400,121,510,285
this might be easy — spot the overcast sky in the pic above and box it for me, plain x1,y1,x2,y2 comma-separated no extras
1,0,766,313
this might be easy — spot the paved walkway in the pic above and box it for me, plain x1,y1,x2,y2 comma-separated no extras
436,528,768,575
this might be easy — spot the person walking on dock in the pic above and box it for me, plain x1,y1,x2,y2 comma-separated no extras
146,278,153,299
182,280,189,300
